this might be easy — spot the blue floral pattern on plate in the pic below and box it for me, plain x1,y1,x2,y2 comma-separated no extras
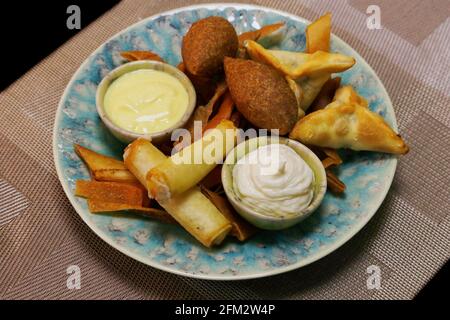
53,4,397,280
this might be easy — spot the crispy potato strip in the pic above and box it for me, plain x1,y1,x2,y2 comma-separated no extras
120,50,164,62
200,165,223,189
322,148,343,170
310,147,345,191
229,111,243,128
203,91,235,132
238,22,285,45
306,13,331,53
177,62,186,72
74,144,138,183
177,81,229,148
75,180,148,206
201,187,257,242
326,170,346,194
292,13,334,112
237,22,285,58
87,200,176,224
322,157,341,169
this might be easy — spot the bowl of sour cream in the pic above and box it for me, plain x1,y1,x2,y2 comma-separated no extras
222,136,327,230
96,60,196,144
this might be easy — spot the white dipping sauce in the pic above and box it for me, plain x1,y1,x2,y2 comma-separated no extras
232,144,314,217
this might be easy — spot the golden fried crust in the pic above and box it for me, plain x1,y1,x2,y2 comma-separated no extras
224,57,298,135
182,16,238,77
289,103,409,154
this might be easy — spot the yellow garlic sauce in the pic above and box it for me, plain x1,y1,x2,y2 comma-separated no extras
104,69,189,134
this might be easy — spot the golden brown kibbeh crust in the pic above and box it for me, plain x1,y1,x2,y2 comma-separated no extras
182,16,238,77
224,57,298,135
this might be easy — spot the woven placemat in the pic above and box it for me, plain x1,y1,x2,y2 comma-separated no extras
1,0,449,299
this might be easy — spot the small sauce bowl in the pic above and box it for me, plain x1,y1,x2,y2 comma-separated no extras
96,60,196,144
222,136,327,230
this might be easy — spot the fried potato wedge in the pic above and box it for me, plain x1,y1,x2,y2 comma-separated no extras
87,199,176,224
74,144,138,183
75,180,148,206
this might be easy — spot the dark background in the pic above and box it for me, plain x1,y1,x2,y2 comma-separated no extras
0,0,119,90
0,0,446,300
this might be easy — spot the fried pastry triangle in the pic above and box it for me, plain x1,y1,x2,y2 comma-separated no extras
244,40,355,79
289,103,409,154
333,85,368,108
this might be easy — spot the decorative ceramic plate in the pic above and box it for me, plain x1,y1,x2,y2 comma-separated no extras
53,4,397,280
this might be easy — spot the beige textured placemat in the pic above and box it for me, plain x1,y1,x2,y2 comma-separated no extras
1,0,449,300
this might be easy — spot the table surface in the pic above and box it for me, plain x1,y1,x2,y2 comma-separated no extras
0,0,449,300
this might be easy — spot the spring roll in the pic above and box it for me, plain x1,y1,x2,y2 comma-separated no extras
123,138,231,247
147,120,238,201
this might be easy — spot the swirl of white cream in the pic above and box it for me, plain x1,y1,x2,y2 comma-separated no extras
232,144,314,217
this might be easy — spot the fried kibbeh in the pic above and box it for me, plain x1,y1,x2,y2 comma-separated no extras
224,57,298,135
182,16,238,77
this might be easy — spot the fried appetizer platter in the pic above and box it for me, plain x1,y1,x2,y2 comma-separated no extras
74,13,408,247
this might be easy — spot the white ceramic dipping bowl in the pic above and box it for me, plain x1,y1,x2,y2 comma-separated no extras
222,136,327,230
96,60,196,144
